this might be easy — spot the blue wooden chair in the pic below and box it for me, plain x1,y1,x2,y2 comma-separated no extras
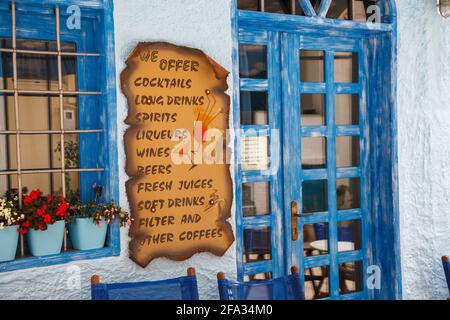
90,267,199,300
217,266,304,300
442,256,450,300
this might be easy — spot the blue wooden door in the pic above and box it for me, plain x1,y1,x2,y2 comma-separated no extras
282,32,371,300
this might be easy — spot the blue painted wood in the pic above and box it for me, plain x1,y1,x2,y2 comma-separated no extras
0,0,119,273
240,79,268,91
317,0,332,18
238,10,393,35
298,0,317,17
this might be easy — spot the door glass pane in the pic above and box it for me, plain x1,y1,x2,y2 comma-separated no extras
243,227,272,262
239,44,267,79
302,179,328,213
301,94,325,126
305,265,330,299
300,50,325,82
304,222,329,257
337,178,360,210
334,52,358,83
242,181,270,217
335,94,359,125
339,261,363,294
338,219,362,252
302,137,327,169
336,136,359,168
240,91,268,125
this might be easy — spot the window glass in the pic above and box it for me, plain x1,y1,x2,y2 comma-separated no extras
303,179,328,213
302,137,327,169
239,44,267,79
240,91,268,125
300,50,325,83
242,181,270,216
301,94,326,126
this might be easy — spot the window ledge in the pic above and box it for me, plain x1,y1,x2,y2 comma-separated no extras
0,246,120,273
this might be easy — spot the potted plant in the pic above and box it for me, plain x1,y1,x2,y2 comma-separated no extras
0,197,21,262
18,189,69,257
68,184,132,251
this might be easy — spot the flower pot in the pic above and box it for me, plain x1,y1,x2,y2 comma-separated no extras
68,217,107,251
0,225,19,262
27,220,65,257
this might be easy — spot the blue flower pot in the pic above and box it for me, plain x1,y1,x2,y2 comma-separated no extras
27,220,65,257
68,218,107,251
0,225,19,262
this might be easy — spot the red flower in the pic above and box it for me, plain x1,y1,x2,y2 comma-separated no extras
37,205,47,217
56,202,69,218
30,189,41,200
18,228,27,235
59,196,65,203
21,221,30,228
23,196,33,205
47,194,54,204
43,214,52,224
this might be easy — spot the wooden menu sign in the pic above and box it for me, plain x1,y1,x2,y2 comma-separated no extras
121,42,234,267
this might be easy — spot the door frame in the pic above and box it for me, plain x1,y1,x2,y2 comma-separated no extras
232,3,401,300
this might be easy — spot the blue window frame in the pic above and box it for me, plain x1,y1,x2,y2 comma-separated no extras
232,0,401,300
0,0,119,272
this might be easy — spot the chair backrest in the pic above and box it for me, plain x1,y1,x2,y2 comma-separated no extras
442,256,450,296
91,268,199,300
217,266,304,300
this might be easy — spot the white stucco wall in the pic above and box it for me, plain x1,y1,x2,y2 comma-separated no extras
0,0,236,300
0,0,449,301
397,0,450,300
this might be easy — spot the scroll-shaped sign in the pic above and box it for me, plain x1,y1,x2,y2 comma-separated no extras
121,42,234,267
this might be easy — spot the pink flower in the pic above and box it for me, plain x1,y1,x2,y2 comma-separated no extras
92,182,97,189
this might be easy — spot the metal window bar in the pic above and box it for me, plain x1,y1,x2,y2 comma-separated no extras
6,2,105,256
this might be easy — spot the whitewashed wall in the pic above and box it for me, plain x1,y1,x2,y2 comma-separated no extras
397,0,450,300
0,0,236,300
0,0,449,301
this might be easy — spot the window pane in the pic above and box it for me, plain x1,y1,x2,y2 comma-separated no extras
326,0,371,21
301,94,326,126
339,260,363,295
337,178,361,210
239,44,267,79
302,137,327,169
238,0,260,11
240,91,268,125
305,265,330,300
242,181,270,217
303,180,328,213
265,0,290,14
336,136,360,168
338,219,362,251
20,134,60,170
243,227,272,262
300,50,325,83
21,173,52,195
334,52,358,83
304,222,329,257
335,94,359,126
